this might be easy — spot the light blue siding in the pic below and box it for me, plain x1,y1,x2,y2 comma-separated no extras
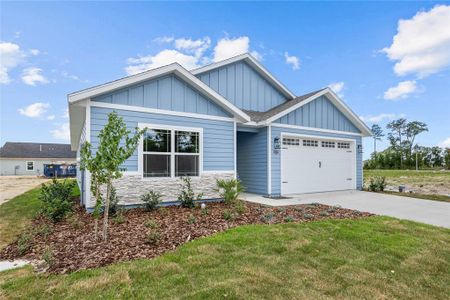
92,74,232,118
270,126,363,195
274,95,360,133
196,61,288,112
237,128,268,194
90,107,234,172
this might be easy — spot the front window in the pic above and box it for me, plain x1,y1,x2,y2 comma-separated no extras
142,127,200,178
26,161,34,171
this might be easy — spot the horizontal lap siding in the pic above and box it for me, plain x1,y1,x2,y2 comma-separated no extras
92,74,231,118
197,61,287,112
274,95,360,133
237,128,268,194
90,107,234,172
270,127,362,195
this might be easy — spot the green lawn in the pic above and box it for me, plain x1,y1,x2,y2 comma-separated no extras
1,182,449,299
364,169,450,202
1,217,449,299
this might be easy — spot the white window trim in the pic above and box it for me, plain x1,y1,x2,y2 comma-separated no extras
26,161,34,171
138,123,203,180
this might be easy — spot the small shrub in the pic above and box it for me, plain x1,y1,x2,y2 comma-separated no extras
319,211,330,217
145,231,160,245
178,177,203,208
145,219,159,229
42,246,54,267
216,179,244,205
187,214,196,224
284,216,294,222
222,209,236,221
141,190,162,211
66,213,83,229
159,207,169,216
17,232,32,255
277,207,286,213
233,200,246,215
327,206,337,213
40,179,75,222
34,223,53,238
113,212,126,224
368,176,387,192
261,212,275,223
303,213,315,219
201,209,209,216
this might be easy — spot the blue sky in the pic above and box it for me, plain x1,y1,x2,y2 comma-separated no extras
1,2,449,159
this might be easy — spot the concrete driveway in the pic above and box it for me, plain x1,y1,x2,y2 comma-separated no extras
241,190,450,228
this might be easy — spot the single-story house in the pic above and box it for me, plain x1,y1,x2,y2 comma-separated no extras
69,53,371,210
0,142,76,176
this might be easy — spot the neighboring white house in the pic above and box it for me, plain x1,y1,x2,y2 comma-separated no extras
0,142,76,176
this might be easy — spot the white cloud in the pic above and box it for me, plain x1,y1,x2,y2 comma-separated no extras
21,67,49,86
174,37,211,58
51,123,70,141
47,115,55,120
29,49,40,56
383,80,418,100
328,81,345,97
126,36,261,75
359,113,406,123
284,52,300,70
18,102,50,118
153,36,174,44
0,42,26,84
382,5,450,78
213,36,258,62
439,137,450,148
125,49,200,75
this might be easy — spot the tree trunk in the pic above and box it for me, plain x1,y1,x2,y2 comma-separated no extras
103,177,111,242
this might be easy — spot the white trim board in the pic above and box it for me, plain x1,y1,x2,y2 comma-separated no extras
191,53,295,100
68,63,250,123
90,101,235,122
263,88,372,137
271,123,363,137
267,125,272,195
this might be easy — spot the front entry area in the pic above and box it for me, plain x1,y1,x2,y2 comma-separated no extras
281,135,355,194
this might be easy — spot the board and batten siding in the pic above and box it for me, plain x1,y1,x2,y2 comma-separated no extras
270,126,363,195
90,107,235,172
273,95,360,133
91,74,232,118
196,61,288,112
236,128,268,194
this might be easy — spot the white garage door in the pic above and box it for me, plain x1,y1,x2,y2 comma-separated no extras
281,136,355,194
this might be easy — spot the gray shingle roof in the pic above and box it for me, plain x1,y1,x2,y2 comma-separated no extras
0,142,76,159
243,88,326,122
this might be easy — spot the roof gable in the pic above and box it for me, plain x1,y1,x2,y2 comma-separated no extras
191,53,295,100
0,142,76,159
92,73,232,118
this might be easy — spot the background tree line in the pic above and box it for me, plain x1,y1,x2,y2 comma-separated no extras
364,118,450,170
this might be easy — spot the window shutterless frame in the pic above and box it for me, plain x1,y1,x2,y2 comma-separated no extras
26,161,34,171
138,123,203,179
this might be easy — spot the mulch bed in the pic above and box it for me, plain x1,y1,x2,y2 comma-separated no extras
0,201,373,274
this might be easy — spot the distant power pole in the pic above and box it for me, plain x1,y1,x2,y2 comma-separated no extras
416,152,418,171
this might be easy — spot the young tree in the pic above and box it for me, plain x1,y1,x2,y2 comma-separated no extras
96,111,146,241
80,142,105,239
370,124,384,156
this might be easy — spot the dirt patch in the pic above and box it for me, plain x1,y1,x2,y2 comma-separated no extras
0,201,373,274
0,176,50,205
